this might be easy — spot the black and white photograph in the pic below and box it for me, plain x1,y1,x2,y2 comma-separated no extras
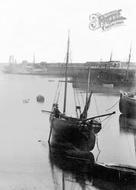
0,0,136,189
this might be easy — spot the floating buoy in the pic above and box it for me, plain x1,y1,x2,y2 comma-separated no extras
36,95,45,103
23,99,30,103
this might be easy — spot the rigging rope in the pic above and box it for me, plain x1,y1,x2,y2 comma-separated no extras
73,78,83,107
56,82,62,103
76,90,81,108
80,91,85,106
101,115,114,131
53,81,62,104
101,114,115,123
73,88,79,117
75,76,85,106
96,134,101,162
73,88,78,107
93,95,101,122
105,100,119,112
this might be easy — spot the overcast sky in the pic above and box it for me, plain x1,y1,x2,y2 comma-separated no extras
0,0,136,63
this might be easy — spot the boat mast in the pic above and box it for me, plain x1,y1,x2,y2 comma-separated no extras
85,67,92,118
110,51,112,62
9,55,15,65
63,33,70,114
126,46,132,80
86,67,91,102
80,67,92,119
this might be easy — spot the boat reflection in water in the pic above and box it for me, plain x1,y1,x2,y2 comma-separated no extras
49,143,94,190
119,92,136,117
119,114,136,134
49,140,136,190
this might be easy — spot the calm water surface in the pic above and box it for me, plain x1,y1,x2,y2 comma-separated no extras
0,70,135,189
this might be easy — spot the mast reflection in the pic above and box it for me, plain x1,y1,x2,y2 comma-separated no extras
48,141,136,190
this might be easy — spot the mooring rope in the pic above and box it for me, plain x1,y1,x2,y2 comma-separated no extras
95,113,115,161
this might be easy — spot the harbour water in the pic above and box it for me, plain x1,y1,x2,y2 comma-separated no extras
0,68,136,189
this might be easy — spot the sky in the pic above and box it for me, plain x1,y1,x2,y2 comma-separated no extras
0,0,136,63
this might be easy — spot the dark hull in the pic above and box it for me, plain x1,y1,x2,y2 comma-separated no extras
119,114,136,134
49,145,136,189
119,92,136,117
50,117,96,151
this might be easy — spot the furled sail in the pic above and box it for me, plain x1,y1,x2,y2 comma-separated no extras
80,91,92,120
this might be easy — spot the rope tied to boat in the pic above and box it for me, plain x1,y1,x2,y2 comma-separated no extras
105,99,119,112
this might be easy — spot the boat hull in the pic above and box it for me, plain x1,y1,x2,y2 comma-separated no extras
119,114,136,134
119,92,136,117
50,117,96,151
49,144,136,188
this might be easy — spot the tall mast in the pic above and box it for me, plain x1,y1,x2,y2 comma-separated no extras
63,33,70,114
110,51,112,62
86,67,91,102
9,55,15,64
80,68,92,120
84,68,92,118
126,46,132,80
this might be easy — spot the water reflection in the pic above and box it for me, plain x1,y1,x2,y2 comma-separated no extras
1,67,136,189
49,144,94,190
119,114,136,170
49,144,95,190
48,142,136,190
119,114,136,135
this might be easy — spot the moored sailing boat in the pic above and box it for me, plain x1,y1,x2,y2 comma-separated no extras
119,91,136,117
48,34,115,151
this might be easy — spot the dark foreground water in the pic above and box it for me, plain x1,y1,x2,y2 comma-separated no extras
0,69,136,189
